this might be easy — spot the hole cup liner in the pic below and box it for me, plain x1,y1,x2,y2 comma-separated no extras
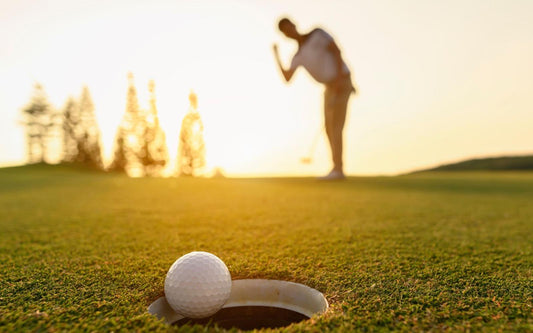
148,279,328,324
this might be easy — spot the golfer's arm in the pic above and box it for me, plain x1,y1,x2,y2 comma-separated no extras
281,66,295,82
273,51,295,82
275,59,295,82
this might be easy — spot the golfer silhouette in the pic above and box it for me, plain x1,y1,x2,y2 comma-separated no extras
273,18,355,180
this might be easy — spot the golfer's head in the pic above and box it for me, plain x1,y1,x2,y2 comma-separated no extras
278,17,298,38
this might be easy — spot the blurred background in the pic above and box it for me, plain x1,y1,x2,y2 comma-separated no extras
1,0,532,177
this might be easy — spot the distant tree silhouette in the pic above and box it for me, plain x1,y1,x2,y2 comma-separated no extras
212,167,226,178
109,128,128,172
20,83,56,163
110,74,170,176
109,73,143,174
138,80,169,176
60,87,103,168
177,91,206,176
76,86,103,169
62,96,79,163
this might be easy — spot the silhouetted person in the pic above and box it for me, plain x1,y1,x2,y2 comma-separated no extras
273,18,355,180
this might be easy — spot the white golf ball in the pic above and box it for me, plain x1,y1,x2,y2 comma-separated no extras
164,251,232,318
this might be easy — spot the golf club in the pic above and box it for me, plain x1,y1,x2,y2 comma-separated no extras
300,128,323,164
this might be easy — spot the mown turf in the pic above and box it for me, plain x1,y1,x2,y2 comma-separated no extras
0,164,531,332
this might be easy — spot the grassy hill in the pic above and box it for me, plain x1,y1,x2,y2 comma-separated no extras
0,164,532,331
416,155,533,173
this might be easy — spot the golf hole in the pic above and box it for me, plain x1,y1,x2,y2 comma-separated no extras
148,279,328,330
174,306,309,330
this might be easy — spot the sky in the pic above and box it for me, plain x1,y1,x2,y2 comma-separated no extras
1,0,532,176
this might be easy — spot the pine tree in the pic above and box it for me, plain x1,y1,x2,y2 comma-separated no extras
76,86,103,169
109,73,142,174
21,83,56,163
139,80,169,176
177,91,206,176
109,128,128,172
61,96,79,163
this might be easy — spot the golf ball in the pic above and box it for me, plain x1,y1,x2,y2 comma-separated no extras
164,251,232,318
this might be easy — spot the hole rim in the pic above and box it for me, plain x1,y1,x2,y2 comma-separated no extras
148,279,328,326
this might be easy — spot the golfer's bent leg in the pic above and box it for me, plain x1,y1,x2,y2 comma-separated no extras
324,88,335,167
332,85,351,173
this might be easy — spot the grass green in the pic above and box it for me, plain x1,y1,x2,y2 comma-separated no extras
1,164,532,331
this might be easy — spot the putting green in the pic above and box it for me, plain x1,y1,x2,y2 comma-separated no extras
0,164,531,331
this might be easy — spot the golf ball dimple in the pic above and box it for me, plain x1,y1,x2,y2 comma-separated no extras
164,251,232,318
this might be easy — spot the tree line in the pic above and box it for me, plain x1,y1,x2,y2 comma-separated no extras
20,73,206,177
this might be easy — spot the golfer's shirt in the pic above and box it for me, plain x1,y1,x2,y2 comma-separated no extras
290,28,350,84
